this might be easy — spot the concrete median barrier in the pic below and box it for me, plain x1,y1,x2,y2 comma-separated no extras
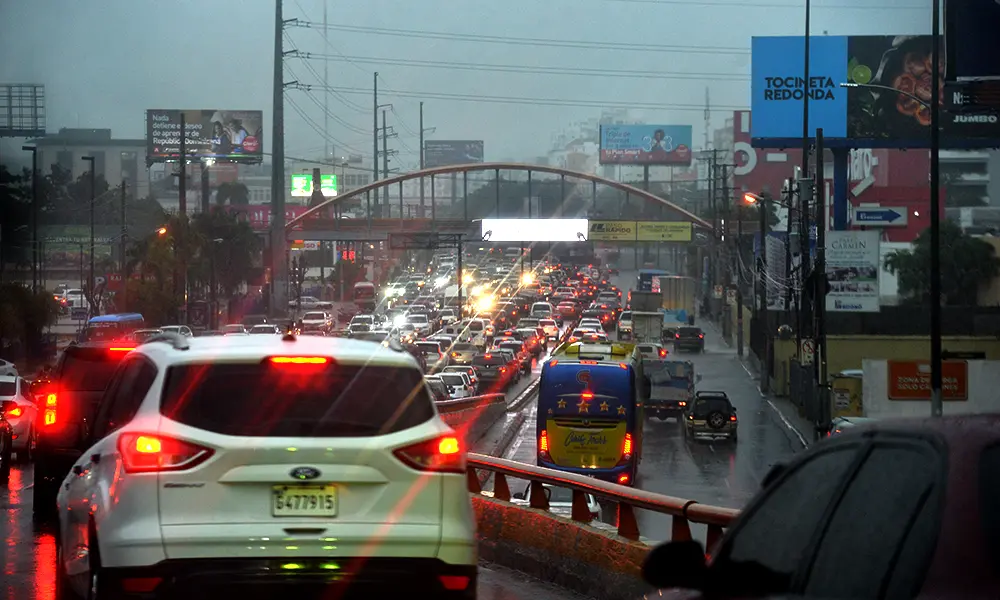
436,393,507,446
473,495,651,600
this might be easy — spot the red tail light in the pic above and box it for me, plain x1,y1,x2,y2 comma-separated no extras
675,333,681,339
451,352,460,357
699,333,705,339
269,356,330,365
658,349,667,358
109,346,135,353
618,473,630,485
439,575,471,591
499,366,507,373
393,436,464,473
5,406,22,418
43,393,58,427
581,392,594,399
118,433,214,474
730,415,737,422
539,429,551,461
622,432,633,460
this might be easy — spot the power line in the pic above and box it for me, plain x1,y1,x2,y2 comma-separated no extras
285,95,367,155
284,32,369,114
285,63,370,136
289,21,749,54
304,84,748,111
291,51,748,82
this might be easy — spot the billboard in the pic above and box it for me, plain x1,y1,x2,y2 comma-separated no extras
946,0,1000,81
291,174,337,197
480,219,588,242
146,109,263,162
825,230,880,312
751,36,1000,148
636,222,692,242
599,125,693,166
588,221,635,242
423,140,484,168
0,84,45,137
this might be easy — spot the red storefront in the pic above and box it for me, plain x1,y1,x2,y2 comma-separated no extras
730,110,938,242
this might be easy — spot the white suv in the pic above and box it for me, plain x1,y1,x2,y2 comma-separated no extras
55,333,477,599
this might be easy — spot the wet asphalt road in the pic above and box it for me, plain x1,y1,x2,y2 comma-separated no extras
499,270,803,546
0,337,589,600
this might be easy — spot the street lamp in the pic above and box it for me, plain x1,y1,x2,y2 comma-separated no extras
82,156,96,315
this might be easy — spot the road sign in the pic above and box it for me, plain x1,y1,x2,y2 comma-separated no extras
852,206,908,227
800,338,815,365
712,285,723,299
726,288,737,306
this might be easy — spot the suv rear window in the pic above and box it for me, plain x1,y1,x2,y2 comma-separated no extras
473,355,505,366
469,321,484,331
620,311,632,320
440,374,465,387
679,327,702,336
60,347,127,392
499,342,523,352
160,362,434,437
0,381,16,396
693,397,730,415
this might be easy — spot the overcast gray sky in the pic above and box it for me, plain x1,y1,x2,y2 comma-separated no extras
1,0,930,166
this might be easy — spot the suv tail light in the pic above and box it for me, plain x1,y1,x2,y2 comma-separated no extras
658,348,667,358
42,393,58,427
699,333,705,339
5,405,22,418
539,429,551,461
393,436,464,473
118,433,214,474
675,333,681,339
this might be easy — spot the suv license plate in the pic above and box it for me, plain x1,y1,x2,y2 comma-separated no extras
272,484,338,517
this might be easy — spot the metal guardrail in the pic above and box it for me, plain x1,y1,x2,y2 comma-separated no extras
466,453,740,550
435,393,506,413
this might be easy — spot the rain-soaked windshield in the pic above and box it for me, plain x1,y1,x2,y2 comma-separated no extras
2,1,990,598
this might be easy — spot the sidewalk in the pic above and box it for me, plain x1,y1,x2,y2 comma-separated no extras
702,315,814,450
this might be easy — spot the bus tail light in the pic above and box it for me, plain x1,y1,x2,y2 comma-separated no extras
539,429,551,461
618,473,630,485
617,433,634,466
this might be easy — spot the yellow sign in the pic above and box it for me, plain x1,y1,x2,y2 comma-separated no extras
588,221,636,241
636,221,692,242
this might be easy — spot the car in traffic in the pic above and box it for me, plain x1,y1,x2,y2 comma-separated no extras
300,310,332,333
472,352,516,391
0,375,37,461
0,400,12,482
539,318,559,340
643,414,1000,599
448,342,479,365
55,333,476,599
438,371,475,399
635,343,669,360
442,365,481,395
683,391,738,442
0,359,17,377
33,340,138,516
530,302,554,319
159,325,194,337
555,301,579,323
287,295,333,311
674,326,706,352
249,324,283,335
221,324,247,335
496,340,532,373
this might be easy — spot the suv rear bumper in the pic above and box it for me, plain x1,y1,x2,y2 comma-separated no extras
100,557,476,599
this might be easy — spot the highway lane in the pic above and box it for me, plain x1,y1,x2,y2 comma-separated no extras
496,269,802,546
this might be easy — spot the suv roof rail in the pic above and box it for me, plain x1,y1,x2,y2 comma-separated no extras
143,331,190,351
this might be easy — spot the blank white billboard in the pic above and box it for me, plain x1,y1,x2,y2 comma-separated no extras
480,219,589,242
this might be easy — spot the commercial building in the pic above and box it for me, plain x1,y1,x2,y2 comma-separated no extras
26,128,149,199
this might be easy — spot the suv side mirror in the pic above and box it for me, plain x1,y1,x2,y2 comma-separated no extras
642,540,708,590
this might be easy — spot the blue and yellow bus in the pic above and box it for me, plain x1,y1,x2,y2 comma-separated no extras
80,313,145,342
536,341,649,486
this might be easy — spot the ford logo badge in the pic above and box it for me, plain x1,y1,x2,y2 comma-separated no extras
290,466,321,480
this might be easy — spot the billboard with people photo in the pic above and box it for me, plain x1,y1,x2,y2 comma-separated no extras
146,109,263,162
599,124,693,166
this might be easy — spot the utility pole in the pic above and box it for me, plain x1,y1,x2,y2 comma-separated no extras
271,0,288,316
200,161,211,214
373,72,380,217
120,180,127,312
736,181,744,358
323,0,329,161
382,109,389,193
178,113,187,215
814,127,828,429
82,156,96,306
930,0,943,417
419,101,425,217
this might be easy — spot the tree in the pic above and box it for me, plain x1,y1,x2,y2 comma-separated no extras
215,182,250,206
0,283,59,364
190,208,261,298
884,220,1000,305
0,166,31,272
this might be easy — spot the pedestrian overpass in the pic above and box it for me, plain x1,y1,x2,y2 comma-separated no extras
284,162,712,241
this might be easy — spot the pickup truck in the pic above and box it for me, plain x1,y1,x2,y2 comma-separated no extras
643,359,700,420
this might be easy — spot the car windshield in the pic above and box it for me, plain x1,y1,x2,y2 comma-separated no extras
161,362,433,437
620,311,633,320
